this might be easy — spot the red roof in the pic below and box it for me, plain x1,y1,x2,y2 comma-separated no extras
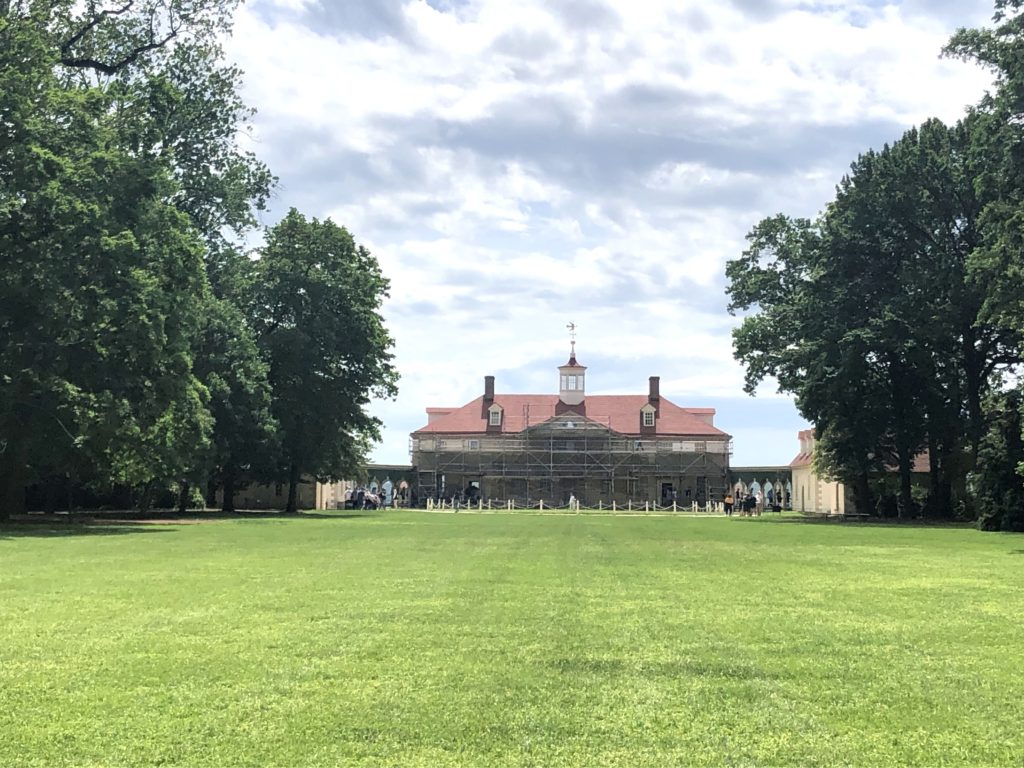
414,394,729,437
790,451,813,468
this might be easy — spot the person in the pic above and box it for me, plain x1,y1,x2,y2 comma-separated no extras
724,492,734,516
569,493,577,511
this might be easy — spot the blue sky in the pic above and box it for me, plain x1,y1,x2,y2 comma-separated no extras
224,0,996,466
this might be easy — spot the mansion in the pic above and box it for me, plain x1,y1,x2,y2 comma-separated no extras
410,349,732,506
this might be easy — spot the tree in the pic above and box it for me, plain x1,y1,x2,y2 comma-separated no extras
0,0,266,516
726,118,1013,518
726,214,894,514
945,1,1024,525
252,210,398,514
973,388,1024,531
193,297,278,513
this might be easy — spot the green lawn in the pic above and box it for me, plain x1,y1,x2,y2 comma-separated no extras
1,512,1021,767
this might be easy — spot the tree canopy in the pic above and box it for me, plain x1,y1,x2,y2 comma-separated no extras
0,1,396,517
252,210,398,514
727,7,1024,528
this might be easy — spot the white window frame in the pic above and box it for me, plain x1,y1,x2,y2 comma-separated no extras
489,408,502,426
642,410,655,427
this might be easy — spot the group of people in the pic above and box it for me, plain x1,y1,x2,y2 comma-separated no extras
345,487,382,509
723,492,759,516
723,488,787,516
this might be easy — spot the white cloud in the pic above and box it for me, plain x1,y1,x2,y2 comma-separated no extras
224,0,996,466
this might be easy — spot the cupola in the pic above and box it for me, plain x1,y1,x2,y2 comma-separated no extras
558,344,586,406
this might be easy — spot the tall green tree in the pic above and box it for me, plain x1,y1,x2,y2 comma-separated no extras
727,119,1011,517
252,210,398,514
193,297,278,513
946,1,1024,526
0,0,263,516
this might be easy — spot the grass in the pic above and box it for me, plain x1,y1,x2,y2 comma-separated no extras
0,511,1022,767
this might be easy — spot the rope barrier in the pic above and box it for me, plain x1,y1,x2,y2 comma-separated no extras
423,497,731,514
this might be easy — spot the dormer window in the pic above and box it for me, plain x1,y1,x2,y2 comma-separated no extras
641,403,656,428
488,404,503,426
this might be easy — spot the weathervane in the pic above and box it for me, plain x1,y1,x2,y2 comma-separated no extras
566,322,577,355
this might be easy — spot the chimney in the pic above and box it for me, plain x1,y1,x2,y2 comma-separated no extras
484,375,495,403
649,376,660,403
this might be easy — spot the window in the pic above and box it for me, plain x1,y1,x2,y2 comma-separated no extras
642,410,655,427
489,408,502,426
562,374,583,390
466,439,480,450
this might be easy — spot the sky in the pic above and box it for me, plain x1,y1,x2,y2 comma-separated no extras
222,0,997,468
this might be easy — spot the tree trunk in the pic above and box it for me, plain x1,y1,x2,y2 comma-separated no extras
44,475,61,514
0,434,29,521
286,463,299,514
206,476,218,509
887,357,918,521
137,481,154,514
854,470,874,516
221,470,236,513
177,481,190,516
926,434,954,517
896,444,913,520
962,324,985,469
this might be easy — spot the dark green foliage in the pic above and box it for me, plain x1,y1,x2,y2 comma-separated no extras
726,116,1016,518
253,210,399,513
192,297,278,512
974,389,1024,531
0,1,381,516
0,11,214,515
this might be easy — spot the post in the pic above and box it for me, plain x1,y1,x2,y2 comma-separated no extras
612,500,617,512
628,500,632,511
539,499,544,511
645,500,649,513
672,500,677,513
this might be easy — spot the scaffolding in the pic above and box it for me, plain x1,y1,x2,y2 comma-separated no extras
411,414,731,507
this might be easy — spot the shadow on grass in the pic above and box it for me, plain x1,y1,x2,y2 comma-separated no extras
0,509,378,538
292,511,378,520
761,516,976,531
0,521,175,540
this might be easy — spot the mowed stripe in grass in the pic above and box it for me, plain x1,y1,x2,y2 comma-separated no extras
0,513,1021,767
